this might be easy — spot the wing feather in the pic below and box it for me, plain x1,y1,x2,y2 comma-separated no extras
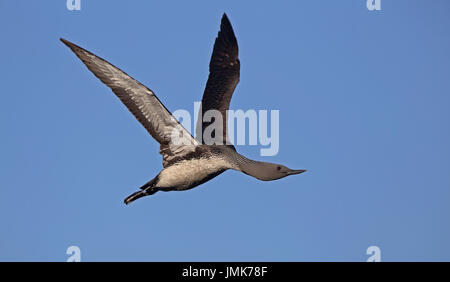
60,38,197,167
197,14,240,145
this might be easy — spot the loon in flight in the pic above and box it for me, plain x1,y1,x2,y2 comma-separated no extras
61,13,306,205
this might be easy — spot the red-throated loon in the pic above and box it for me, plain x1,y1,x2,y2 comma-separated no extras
60,13,306,205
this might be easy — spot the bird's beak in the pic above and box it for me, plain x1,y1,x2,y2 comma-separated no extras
287,169,307,175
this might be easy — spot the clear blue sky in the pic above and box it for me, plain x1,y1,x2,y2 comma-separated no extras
1,1,449,261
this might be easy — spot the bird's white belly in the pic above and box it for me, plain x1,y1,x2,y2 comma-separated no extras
156,157,231,189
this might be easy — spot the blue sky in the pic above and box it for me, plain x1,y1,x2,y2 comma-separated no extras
0,1,449,261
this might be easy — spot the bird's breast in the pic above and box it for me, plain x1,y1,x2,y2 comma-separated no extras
156,157,232,190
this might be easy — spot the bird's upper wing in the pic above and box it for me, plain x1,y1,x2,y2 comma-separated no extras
196,13,240,146
61,38,198,167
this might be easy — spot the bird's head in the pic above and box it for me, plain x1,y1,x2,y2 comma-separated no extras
245,162,306,181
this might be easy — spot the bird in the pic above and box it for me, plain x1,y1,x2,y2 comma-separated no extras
60,13,306,205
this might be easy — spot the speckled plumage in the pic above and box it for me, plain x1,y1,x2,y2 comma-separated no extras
156,145,238,191
61,14,306,205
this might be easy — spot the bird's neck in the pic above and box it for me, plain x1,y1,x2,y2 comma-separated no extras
225,149,271,181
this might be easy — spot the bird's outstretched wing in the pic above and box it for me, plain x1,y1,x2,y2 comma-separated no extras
60,38,198,167
196,13,240,146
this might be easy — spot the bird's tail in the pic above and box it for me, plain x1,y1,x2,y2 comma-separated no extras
124,177,159,205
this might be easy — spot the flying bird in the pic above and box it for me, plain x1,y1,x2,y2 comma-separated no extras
61,13,306,205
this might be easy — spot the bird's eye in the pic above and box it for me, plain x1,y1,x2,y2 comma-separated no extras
277,166,281,171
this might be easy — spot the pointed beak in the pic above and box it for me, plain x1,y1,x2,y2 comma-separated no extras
287,169,307,175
